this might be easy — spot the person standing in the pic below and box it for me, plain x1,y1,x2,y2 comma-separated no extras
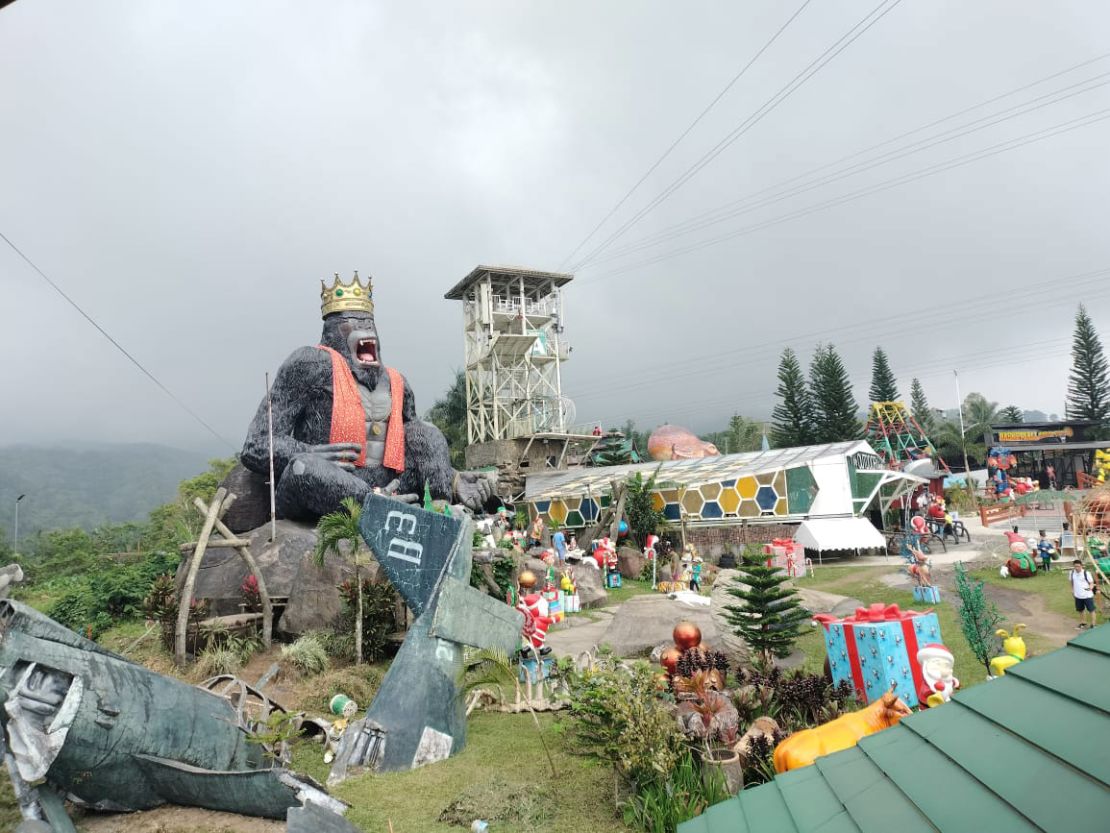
552,528,567,563
1037,530,1055,572
1070,560,1098,629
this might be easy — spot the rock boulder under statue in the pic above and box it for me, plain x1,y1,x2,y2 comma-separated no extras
569,563,608,608
616,546,644,580
181,519,368,635
601,594,719,658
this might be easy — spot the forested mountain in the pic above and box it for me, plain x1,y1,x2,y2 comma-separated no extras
0,444,215,535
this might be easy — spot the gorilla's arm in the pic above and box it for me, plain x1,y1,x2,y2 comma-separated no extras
242,346,333,476
398,378,494,511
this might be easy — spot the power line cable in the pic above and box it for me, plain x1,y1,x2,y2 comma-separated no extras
1,230,237,449
582,335,1079,429
586,70,1110,265
568,0,906,271
558,0,814,269
585,106,1110,282
568,265,1110,401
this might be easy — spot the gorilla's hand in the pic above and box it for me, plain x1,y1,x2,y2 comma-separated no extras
380,479,419,504
307,443,363,471
454,471,496,512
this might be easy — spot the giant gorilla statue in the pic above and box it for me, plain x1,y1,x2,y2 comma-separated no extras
240,273,493,521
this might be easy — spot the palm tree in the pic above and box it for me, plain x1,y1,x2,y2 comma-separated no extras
315,497,368,664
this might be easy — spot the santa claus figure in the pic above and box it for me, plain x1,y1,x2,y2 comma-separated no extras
643,534,660,560
916,643,959,708
518,592,553,655
593,535,615,569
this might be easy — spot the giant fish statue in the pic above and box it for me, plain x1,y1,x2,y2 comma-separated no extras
647,424,720,461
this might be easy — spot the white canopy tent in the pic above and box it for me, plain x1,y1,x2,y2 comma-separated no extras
794,517,887,562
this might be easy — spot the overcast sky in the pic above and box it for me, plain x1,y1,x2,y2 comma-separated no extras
2,0,1109,456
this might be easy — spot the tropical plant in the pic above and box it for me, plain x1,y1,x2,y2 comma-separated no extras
281,633,330,677
625,470,666,547
566,657,686,790
425,369,468,468
704,414,766,455
315,497,369,664
723,548,811,662
1067,304,1110,432
868,347,900,403
809,344,861,443
620,749,728,833
336,577,399,663
771,348,815,448
953,561,1005,674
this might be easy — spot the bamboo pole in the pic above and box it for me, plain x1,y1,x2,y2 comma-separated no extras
176,487,227,665
265,372,277,544
203,501,275,651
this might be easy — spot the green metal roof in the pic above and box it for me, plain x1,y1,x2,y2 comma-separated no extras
680,625,1110,833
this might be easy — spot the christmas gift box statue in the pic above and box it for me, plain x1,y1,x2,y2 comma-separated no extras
813,603,942,709
916,643,960,708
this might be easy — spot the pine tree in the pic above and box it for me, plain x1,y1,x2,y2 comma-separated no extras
999,405,1024,423
770,348,815,448
809,344,861,443
724,549,811,661
954,562,1004,674
868,347,899,403
1066,304,1110,431
909,377,934,434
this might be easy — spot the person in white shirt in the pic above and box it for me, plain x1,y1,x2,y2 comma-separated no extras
1069,560,1098,630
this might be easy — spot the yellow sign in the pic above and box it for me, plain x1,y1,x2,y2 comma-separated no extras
997,427,1074,444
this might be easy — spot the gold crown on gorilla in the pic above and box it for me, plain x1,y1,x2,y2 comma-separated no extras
320,271,374,317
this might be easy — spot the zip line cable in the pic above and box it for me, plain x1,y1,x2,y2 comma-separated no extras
567,0,905,272
585,106,1110,282
568,266,1110,402
583,335,1080,430
1,230,237,449
585,70,1110,266
558,0,814,269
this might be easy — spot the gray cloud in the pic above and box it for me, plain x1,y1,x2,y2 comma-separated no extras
2,0,1108,455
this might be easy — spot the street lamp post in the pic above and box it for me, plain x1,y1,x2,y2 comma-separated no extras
14,494,25,557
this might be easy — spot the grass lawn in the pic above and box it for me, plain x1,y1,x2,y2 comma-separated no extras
292,712,628,833
967,564,1085,620
601,577,656,606
796,566,992,690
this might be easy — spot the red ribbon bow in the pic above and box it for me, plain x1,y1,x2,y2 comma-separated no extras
844,603,925,623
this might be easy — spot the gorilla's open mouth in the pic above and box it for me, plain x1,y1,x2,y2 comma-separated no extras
355,338,379,365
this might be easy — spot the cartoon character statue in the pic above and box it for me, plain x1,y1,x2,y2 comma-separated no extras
916,643,959,708
643,534,660,561
324,694,359,764
989,624,1027,678
773,688,912,772
1094,448,1110,483
518,592,553,655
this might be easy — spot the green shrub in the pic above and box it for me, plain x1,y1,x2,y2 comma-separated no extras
621,750,729,833
337,578,399,662
47,550,179,639
281,633,330,677
196,645,242,678
566,657,684,789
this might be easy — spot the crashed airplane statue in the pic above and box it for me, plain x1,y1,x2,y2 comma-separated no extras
0,600,348,832
328,493,524,781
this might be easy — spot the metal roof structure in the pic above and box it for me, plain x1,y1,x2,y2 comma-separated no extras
525,441,868,500
679,624,1110,833
443,264,573,300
